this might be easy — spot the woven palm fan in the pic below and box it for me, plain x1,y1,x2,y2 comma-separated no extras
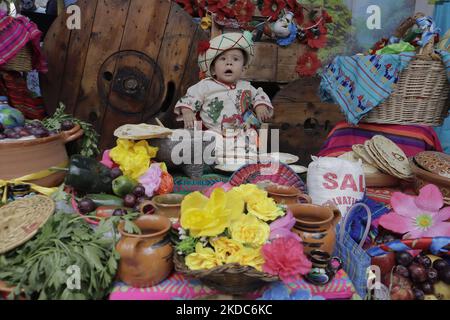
0,195,55,254
229,163,306,192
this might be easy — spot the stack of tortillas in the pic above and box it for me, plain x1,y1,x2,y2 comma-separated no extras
114,124,173,140
339,135,413,186
356,135,413,180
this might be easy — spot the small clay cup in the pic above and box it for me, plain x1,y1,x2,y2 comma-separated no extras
150,194,185,219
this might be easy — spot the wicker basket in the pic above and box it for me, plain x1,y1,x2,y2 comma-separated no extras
174,253,279,295
0,195,55,254
363,15,450,126
2,44,33,72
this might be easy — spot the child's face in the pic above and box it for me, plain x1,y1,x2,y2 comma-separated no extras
212,49,245,84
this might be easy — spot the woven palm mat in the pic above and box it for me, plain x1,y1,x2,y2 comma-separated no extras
0,195,55,254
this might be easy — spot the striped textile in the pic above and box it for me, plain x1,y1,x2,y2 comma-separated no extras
320,51,450,125
318,121,443,158
109,270,356,300
0,71,46,119
173,174,229,194
0,11,47,72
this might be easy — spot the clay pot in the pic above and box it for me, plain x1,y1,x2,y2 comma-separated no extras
0,125,83,187
266,185,312,205
289,204,341,256
116,215,173,288
147,194,185,220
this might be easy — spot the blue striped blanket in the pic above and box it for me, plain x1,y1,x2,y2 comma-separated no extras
320,51,450,125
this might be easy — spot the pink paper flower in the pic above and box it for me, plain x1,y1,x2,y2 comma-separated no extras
379,184,450,239
100,150,117,169
269,210,302,242
139,164,162,197
262,238,312,283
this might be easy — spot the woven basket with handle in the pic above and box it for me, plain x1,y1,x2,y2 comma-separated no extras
363,14,450,126
2,44,33,72
174,253,279,295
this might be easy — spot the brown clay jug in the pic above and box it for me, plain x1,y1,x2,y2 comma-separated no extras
289,204,341,256
116,215,173,288
266,185,312,205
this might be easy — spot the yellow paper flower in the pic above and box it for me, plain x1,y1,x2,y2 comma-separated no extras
247,197,285,222
185,243,223,270
225,189,245,221
230,214,270,248
226,247,265,271
109,139,159,179
210,237,243,261
200,15,212,30
232,184,268,204
180,189,231,237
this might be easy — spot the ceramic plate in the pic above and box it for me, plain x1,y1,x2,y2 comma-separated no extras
215,163,246,172
289,165,308,174
258,152,299,164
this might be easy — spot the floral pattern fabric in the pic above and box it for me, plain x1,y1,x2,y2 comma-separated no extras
174,78,273,133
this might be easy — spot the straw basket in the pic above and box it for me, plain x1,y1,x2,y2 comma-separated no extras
363,17,450,126
0,195,55,255
2,44,33,72
174,253,278,295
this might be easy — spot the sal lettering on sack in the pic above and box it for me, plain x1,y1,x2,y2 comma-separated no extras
322,173,365,192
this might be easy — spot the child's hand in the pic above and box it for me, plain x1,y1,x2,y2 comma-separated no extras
255,105,272,122
181,108,196,129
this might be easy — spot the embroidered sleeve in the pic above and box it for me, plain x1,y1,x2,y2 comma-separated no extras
251,86,274,115
174,82,205,121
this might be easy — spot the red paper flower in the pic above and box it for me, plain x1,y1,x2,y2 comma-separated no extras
197,40,210,55
261,0,286,21
322,9,333,24
262,237,312,283
306,22,328,49
285,0,304,24
208,0,236,21
296,51,322,77
196,0,207,17
234,0,256,23
176,0,195,15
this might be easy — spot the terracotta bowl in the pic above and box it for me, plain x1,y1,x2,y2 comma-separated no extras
0,125,83,187
265,184,311,205
410,160,450,205
150,193,186,220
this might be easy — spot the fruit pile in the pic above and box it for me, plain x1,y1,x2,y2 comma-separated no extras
388,251,450,300
76,167,155,219
0,120,75,140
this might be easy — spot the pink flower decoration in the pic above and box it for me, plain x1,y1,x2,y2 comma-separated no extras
203,182,233,198
139,164,162,197
269,210,302,242
262,237,312,283
100,150,117,169
379,184,450,239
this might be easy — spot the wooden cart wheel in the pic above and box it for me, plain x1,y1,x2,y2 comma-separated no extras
41,0,208,150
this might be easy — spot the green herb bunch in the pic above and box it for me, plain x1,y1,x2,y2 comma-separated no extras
0,213,124,300
42,103,100,158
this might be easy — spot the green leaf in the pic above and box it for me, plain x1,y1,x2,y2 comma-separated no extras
83,246,103,271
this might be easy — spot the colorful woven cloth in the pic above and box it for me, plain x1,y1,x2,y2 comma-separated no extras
109,270,356,300
173,174,229,194
318,121,443,158
320,51,450,125
0,11,47,72
0,71,46,119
